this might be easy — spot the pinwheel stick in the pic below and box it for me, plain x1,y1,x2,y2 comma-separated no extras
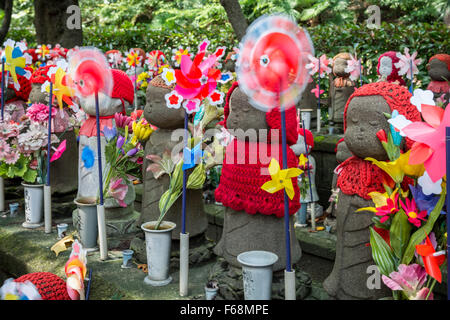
446,127,450,300
359,59,363,87
1,61,7,121
302,120,315,230
44,82,53,234
0,60,5,213
409,59,413,93
180,110,189,297
95,91,108,260
317,59,321,133
86,268,93,300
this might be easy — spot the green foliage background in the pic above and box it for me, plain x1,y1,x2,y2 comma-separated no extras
6,0,450,86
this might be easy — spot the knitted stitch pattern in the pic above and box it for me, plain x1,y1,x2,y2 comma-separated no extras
1,69,32,102
338,82,421,199
215,139,300,218
111,69,134,106
15,272,70,300
377,51,406,86
30,66,51,84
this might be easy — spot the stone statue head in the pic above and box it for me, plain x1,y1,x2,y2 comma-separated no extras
333,53,351,78
344,82,421,161
336,140,353,163
428,54,450,82
29,83,47,104
144,75,185,129
225,86,268,142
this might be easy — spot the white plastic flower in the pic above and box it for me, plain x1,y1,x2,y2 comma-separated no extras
418,171,442,196
388,113,412,137
410,89,435,113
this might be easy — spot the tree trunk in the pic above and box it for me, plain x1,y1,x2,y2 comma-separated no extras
220,0,248,41
34,0,83,48
0,0,13,45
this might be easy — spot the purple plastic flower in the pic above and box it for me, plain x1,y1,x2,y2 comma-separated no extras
102,126,117,142
126,148,138,157
116,136,125,150
409,184,445,216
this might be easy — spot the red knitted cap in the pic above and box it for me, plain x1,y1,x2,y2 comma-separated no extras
111,69,134,106
30,65,51,84
1,68,32,101
429,54,450,71
15,272,71,300
377,51,406,86
343,81,421,150
222,81,298,145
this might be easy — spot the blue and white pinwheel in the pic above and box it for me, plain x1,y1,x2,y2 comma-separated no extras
182,142,203,171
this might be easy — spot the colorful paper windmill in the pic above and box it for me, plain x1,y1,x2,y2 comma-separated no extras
36,44,51,62
125,49,143,69
171,46,191,67
105,50,123,69
162,39,226,114
236,15,314,112
42,60,74,111
50,140,67,162
2,39,32,90
145,50,167,77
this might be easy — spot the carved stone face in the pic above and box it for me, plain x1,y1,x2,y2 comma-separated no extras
428,59,450,82
144,84,185,129
333,58,349,77
29,83,48,104
226,87,268,142
344,95,391,161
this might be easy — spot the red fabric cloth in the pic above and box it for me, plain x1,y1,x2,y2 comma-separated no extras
79,115,114,137
15,272,70,300
377,51,406,86
338,82,421,198
215,139,300,218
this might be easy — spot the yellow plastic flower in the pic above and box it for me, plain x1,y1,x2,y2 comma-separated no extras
298,153,308,167
137,72,150,89
365,151,424,184
131,119,153,145
261,158,303,200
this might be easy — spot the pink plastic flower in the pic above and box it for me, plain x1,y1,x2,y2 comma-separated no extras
26,103,56,123
0,139,11,159
0,121,20,139
400,198,427,227
375,192,399,223
403,103,450,183
114,113,133,131
108,178,128,208
382,264,432,300
4,150,19,165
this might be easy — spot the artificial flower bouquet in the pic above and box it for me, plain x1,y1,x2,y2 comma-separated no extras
0,109,64,184
100,112,150,207
359,93,448,300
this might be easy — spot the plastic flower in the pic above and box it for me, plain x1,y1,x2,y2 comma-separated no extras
365,150,425,184
102,126,117,142
182,142,203,171
43,63,74,110
131,119,153,145
114,113,133,131
395,48,422,80
311,84,324,98
399,197,427,227
0,139,10,159
305,54,331,78
261,158,303,200
416,235,446,283
418,170,442,196
108,178,128,207
388,112,412,137
145,50,167,76
26,103,56,123
136,71,150,89
381,264,431,300
403,103,450,183
3,149,19,165
357,189,399,223
344,54,362,81
410,89,435,113
106,50,123,69
409,184,443,216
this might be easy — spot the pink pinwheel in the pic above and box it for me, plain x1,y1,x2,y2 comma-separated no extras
108,178,128,207
50,140,66,162
395,48,422,80
306,54,331,78
403,103,450,182
344,54,362,81
311,84,324,98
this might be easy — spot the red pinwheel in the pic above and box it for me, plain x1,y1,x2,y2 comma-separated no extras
67,48,113,99
236,14,314,112
50,140,66,162
416,235,446,283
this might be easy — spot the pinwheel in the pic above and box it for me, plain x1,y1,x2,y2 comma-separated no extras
171,46,191,67
146,50,167,77
36,44,51,62
67,47,113,261
344,54,363,83
416,235,445,283
42,60,75,112
237,14,314,300
65,240,87,300
261,158,303,200
311,84,324,98
182,142,203,171
395,47,422,92
125,49,143,109
50,140,67,162
105,50,123,69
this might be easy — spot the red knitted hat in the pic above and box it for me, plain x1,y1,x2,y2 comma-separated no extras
429,54,450,71
377,51,406,86
15,272,71,300
222,82,298,145
111,69,134,106
297,127,314,149
1,68,32,101
343,81,421,149
30,65,51,84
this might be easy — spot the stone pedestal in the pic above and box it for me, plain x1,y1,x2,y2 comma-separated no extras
214,208,302,272
50,130,78,195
